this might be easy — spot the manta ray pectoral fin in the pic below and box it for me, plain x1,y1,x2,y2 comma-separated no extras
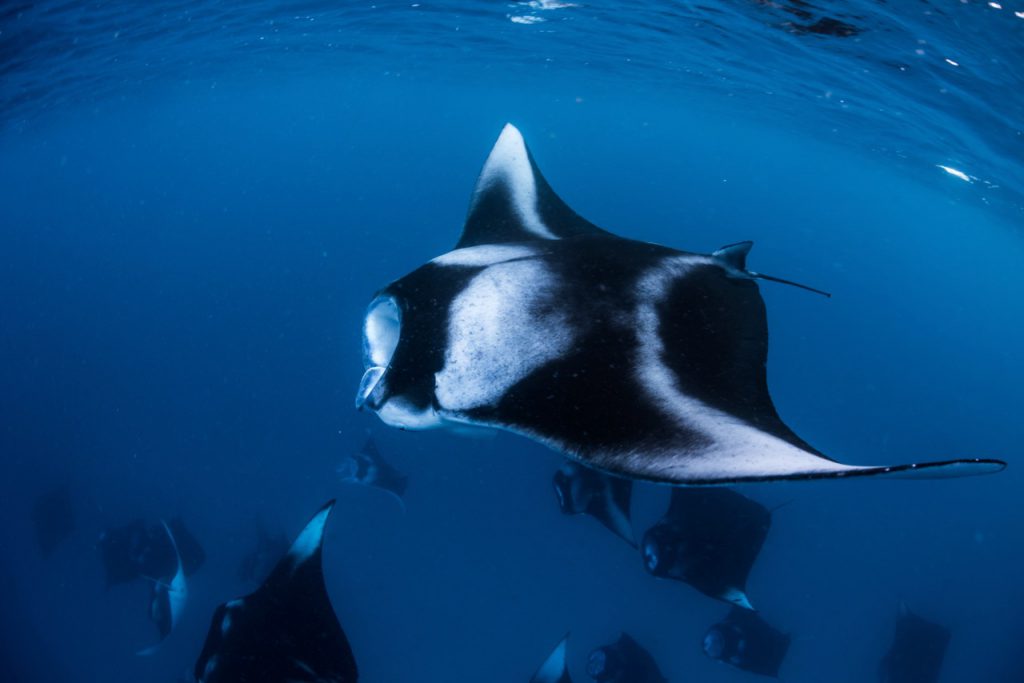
341,479,406,513
592,479,636,547
284,500,335,564
531,633,572,683
591,502,636,547
613,452,1006,486
387,489,408,514
588,427,1006,485
456,123,610,248
845,458,1007,480
713,241,832,298
722,588,755,611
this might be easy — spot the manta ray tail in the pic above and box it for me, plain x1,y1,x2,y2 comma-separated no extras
713,241,832,298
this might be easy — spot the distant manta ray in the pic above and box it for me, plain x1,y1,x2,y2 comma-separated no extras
356,123,1006,486
137,521,187,656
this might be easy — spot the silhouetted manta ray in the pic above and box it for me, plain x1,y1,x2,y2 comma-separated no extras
97,517,204,588
641,487,771,609
337,437,408,510
704,607,790,678
586,633,667,683
194,501,357,683
553,461,635,546
356,123,1005,485
879,603,950,683
137,521,187,656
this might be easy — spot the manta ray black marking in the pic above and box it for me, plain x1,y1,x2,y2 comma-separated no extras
704,607,790,678
641,487,770,609
337,437,408,509
586,633,666,683
194,500,357,683
356,123,1005,485
553,461,635,546
138,521,188,656
879,604,950,683
531,635,572,683
32,486,74,559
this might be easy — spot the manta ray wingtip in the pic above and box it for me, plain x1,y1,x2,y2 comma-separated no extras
499,121,522,135
531,633,571,683
880,458,1006,479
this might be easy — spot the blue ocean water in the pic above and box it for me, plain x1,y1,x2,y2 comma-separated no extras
1,1,1022,682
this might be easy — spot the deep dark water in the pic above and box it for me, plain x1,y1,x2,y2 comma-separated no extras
2,2,1024,682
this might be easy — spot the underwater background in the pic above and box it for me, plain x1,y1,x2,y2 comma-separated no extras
1,1,1022,681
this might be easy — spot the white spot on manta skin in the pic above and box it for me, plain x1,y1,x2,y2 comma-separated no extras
632,256,864,480
432,244,536,267
288,507,330,562
435,259,573,411
473,124,557,240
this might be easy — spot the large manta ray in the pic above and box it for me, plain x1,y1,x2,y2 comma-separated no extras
356,123,1005,485
194,501,357,683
